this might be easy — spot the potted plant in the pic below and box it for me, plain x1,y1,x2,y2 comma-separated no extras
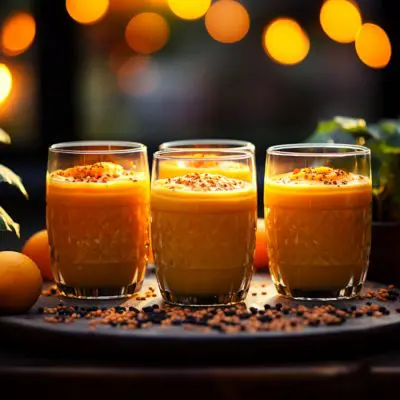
0,128,28,238
306,116,400,285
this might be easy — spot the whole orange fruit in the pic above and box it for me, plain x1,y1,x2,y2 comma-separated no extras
0,251,43,314
254,218,269,269
22,229,53,281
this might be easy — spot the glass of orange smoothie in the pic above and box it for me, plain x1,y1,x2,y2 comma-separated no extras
147,140,256,266
264,144,372,300
151,149,257,306
47,141,150,299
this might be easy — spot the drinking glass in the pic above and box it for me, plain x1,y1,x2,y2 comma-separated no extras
47,141,150,299
264,144,372,300
151,149,257,306
159,139,255,153
157,140,255,182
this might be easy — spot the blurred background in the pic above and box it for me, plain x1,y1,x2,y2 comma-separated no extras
0,0,397,248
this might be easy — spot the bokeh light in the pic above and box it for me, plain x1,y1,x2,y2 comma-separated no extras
263,18,310,65
125,13,169,55
109,42,133,72
320,0,362,43
355,23,391,69
66,0,109,25
1,13,36,56
0,64,13,104
149,0,168,6
109,0,146,12
205,0,250,44
168,0,211,21
117,56,160,96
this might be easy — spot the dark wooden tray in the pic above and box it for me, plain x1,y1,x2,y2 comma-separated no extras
1,273,399,361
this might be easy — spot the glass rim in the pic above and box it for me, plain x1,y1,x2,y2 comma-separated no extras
153,149,253,162
159,139,255,152
267,143,370,157
49,141,146,155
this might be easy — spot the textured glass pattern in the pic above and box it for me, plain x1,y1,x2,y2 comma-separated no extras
265,205,371,291
152,210,256,296
48,201,149,288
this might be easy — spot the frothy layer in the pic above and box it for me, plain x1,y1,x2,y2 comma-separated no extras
153,172,251,192
50,162,138,184
272,167,368,187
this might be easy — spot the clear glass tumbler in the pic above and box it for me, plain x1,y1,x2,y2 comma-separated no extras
159,139,255,153
47,141,150,299
264,144,372,300
158,139,255,182
151,149,257,306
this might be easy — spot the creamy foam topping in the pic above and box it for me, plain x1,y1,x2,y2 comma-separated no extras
153,172,251,192
50,162,139,183
172,157,247,170
272,167,368,187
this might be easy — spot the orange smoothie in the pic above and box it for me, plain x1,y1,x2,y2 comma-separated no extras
158,155,252,182
151,173,257,304
47,162,150,296
264,167,372,298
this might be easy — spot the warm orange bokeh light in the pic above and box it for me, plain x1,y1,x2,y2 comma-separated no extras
125,12,169,55
168,0,211,20
117,56,159,96
0,64,13,104
205,0,250,44
263,18,310,65
355,23,391,69
1,13,36,56
109,0,146,12
66,0,109,25
320,0,362,43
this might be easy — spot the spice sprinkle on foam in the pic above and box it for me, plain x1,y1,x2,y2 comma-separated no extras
51,162,138,184
276,167,367,187
154,172,250,192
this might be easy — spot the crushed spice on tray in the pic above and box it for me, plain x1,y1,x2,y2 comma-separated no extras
37,284,399,334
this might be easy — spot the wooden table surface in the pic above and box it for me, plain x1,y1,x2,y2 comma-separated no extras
0,342,399,399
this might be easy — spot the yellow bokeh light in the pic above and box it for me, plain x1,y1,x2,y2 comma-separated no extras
263,18,310,65
355,23,391,69
1,13,36,56
205,0,250,44
125,12,169,55
0,64,13,104
168,0,211,20
320,0,362,43
66,0,109,25
149,0,168,6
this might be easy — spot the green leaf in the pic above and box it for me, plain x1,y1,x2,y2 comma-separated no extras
378,119,399,135
314,119,340,135
0,207,20,237
334,116,366,131
306,129,356,144
0,164,28,198
306,116,377,144
0,128,11,145
335,116,379,140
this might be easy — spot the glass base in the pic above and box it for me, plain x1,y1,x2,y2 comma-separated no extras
161,289,248,307
274,282,364,301
57,280,143,300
